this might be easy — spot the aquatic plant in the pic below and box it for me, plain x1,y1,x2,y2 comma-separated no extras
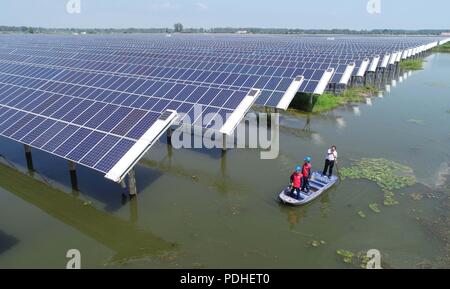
384,191,399,206
369,203,381,213
340,158,416,207
336,249,354,264
410,192,423,201
310,240,326,247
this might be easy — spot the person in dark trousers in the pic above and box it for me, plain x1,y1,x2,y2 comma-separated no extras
322,146,338,178
301,157,312,194
290,166,303,200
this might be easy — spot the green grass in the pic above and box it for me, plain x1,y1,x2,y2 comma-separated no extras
399,59,424,70
311,93,344,113
433,42,450,53
290,86,379,113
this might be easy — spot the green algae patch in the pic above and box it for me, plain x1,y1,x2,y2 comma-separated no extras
357,211,367,219
340,158,416,207
384,191,399,206
410,192,423,201
309,240,326,247
337,249,354,264
369,203,381,213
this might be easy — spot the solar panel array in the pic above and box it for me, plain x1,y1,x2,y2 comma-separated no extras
0,34,447,181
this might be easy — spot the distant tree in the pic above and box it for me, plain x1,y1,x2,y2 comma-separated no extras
174,23,183,33
28,27,34,34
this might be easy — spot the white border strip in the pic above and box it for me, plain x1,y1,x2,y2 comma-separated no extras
220,88,261,135
380,54,390,68
368,56,380,73
276,76,304,110
105,110,178,182
313,68,334,95
356,58,370,77
339,62,356,84
389,53,398,65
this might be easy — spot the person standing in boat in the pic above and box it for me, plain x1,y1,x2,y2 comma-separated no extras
290,166,303,200
301,157,312,194
322,146,338,178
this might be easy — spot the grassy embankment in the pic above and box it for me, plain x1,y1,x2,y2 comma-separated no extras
290,86,379,113
399,59,424,70
432,42,450,53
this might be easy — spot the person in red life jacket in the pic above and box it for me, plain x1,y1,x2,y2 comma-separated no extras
290,166,303,200
301,157,312,194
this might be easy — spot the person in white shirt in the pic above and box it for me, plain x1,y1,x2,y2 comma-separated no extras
322,146,338,178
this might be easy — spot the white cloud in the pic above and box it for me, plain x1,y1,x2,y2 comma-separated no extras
196,2,208,10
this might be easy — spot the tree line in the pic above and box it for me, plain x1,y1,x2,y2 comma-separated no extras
0,25,447,35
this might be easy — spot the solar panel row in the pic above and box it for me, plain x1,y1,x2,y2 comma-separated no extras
0,34,447,182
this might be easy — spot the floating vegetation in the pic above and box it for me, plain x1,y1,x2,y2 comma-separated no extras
309,240,326,248
384,191,399,206
336,249,354,264
357,211,367,219
410,192,423,201
341,158,416,207
357,252,372,269
407,119,425,125
369,203,381,213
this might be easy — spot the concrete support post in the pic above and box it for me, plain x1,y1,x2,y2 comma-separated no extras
167,127,173,145
128,169,137,196
24,144,34,173
68,161,79,192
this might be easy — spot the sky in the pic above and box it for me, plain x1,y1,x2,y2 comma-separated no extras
0,0,449,30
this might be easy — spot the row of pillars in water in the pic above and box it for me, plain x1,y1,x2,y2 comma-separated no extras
20,129,234,197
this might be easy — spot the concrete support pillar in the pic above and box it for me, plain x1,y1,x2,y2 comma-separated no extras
221,149,227,177
68,161,79,192
24,144,34,173
128,169,137,196
166,127,173,145
222,134,227,151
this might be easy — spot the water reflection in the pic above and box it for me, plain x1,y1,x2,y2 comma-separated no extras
0,162,176,263
0,230,19,255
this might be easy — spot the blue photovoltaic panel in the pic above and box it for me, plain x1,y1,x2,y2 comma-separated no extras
0,34,444,176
